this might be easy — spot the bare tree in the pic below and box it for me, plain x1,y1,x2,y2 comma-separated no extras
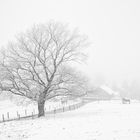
0,22,89,117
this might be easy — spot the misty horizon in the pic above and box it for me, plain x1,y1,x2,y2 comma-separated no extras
0,0,140,85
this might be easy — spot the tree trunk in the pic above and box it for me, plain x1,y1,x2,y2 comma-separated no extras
38,92,46,117
38,100,45,117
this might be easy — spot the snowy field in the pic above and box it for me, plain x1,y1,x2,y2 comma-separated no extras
0,100,140,140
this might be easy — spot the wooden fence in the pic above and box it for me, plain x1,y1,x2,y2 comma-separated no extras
0,101,85,123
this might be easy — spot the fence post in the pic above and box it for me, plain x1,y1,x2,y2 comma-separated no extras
7,112,9,120
54,108,56,114
53,108,56,119
63,107,64,112
32,112,34,119
17,111,20,120
25,110,27,117
2,114,4,122
17,111,18,118
18,114,20,120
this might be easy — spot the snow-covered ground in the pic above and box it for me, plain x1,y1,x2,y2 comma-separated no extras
0,100,140,140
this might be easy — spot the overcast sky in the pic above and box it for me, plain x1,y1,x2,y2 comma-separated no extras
0,0,140,85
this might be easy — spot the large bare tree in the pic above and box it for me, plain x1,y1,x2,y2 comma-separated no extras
0,22,89,117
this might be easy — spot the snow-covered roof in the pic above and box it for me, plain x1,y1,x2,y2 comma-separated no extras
100,85,118,95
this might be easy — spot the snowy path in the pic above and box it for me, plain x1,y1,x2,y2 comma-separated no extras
0,101,140,140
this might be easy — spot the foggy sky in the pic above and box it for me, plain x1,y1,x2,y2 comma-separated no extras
0,0,140,85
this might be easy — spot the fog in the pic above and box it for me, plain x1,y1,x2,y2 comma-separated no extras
0,0,140,86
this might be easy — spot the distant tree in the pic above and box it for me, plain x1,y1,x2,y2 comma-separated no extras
111,81,130,98
93,74,106,87
0,22,89,117
115,80,140,99
128,80,140,99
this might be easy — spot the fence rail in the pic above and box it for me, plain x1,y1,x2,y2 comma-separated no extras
0,101,85,123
